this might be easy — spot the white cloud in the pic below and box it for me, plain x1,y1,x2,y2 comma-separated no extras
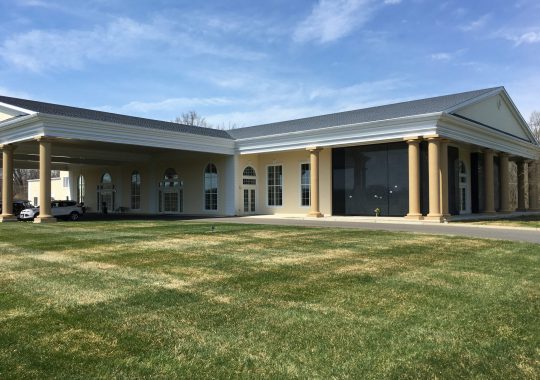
0,16,266,72
293,0,376,43
459,14,490,32
98,76,410,128
384,0,401,4
493,27,540,47
97,97,234,115
512,31,540,46
430,49,467,62
430,53,452,61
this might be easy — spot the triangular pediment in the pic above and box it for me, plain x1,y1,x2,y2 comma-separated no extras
450,90,536,143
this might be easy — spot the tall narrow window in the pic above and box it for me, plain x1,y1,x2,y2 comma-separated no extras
204,164,218,210
301,163,310,206
77,175,85,203
131,171,141,210
267,165,283,206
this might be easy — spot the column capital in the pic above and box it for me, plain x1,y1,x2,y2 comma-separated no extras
34,136,56,143
499,152,510,158
404,136,422,143
306,146,322,152
423,134,440,141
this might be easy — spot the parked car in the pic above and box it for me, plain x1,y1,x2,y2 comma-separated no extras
0,200,34,216
19,200,83,221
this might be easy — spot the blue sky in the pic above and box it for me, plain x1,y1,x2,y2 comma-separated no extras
0,0,539,127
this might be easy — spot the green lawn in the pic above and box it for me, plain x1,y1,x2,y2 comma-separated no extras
0,221,538,379
455,214,540,228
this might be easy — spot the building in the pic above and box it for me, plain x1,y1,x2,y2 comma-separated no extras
0,86,538,223
27,171,73,207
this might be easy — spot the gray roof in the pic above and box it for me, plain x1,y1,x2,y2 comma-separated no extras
0,95,232,139
228,87,502,139
1,87,503,141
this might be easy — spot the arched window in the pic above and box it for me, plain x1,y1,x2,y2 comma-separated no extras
159,168,183,213
204,163,218,210
163,168,179,186
98,172,115,212
242,166,256,185
242,166,256,213
101,172,112,184
77,175,85,203
131,171,141,210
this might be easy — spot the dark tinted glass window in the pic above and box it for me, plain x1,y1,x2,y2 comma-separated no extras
332,142,408,216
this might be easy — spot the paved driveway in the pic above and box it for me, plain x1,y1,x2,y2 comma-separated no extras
193,217,540,244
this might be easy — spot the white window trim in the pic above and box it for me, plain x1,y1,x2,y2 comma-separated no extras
202,164,219,213
266,163,284,208
299,161,310,208
130,170,142,211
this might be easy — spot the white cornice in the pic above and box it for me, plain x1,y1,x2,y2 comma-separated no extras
0,113,235,155
0,102,36,116
236,113,441,154
438,114,539,159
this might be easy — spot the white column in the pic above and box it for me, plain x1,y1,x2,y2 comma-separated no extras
224,154,239,216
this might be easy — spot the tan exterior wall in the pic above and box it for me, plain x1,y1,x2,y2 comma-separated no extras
457,94,530,140
28,171,72,205
67,151,233,215
238,148,332,216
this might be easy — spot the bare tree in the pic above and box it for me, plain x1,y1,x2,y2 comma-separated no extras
175,111,210,128
13,169,39,199
529,111,540,142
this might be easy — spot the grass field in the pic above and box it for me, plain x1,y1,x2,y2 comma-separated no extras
456,214,540,228
0,221,539,379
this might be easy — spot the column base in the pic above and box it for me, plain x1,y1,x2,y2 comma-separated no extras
425,214,444,222
498,209,513,214
483,211,497,214
307,211,324,218
34,216,57,223
516,208,527,212
405,213,423,220
0,215,18,222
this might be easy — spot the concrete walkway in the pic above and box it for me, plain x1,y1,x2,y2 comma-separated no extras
192,216,540,244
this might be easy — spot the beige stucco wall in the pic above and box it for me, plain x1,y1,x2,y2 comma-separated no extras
67,151,233,215
28,171,72,206
456,94,530,140
63,148,333,216
238,148,332,216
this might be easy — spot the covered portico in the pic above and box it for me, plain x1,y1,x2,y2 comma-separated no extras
0,102,236,223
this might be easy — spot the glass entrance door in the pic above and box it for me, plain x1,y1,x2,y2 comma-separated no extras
332,143,409,216
243,189,256,213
